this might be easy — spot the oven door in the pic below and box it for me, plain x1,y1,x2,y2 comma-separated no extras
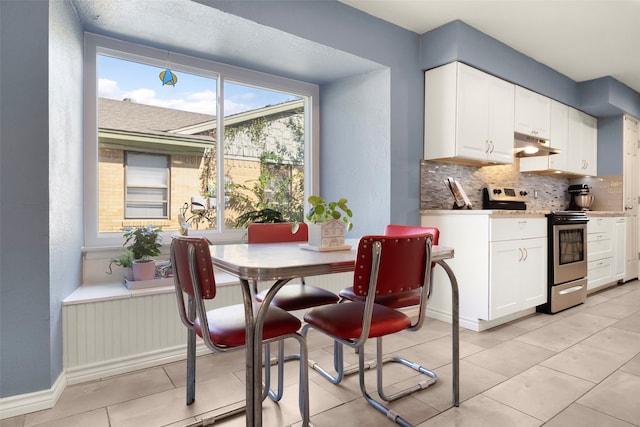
552,222,588,285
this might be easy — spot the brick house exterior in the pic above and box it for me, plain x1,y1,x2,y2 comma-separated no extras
98,97,303,232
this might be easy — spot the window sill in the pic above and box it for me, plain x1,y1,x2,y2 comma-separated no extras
63,270,240,306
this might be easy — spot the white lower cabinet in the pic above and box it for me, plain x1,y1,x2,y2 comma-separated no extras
587,216,626,291
489,224,547,319
421,214,546,331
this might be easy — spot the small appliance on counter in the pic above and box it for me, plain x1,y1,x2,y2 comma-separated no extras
443,177,472,209
568,184,595,211
482,185,528,210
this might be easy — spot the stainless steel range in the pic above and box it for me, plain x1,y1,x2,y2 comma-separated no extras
538,211,589,313
482,185,528,210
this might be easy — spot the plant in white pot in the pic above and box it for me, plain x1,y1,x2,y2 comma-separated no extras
305,196,353,249
123,225,163,281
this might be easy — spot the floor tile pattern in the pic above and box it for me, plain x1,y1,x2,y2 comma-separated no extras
2,280,639,427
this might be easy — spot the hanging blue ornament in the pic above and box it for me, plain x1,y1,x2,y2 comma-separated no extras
159,69,178,86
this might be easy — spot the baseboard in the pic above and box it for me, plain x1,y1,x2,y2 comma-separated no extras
65,343,210,385
0,371,66,420
0,343,210,420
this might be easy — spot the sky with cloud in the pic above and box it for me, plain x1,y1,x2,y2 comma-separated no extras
98,55,297,116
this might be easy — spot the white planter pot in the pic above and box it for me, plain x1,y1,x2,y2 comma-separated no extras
123,267,134,281
132,260,156,281
308,220,346,248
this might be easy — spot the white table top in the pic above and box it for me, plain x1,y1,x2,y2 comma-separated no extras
211,238,454,281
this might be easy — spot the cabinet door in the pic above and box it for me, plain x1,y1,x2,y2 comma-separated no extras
581,114,598,176
613,218,626,280
548,100,569,171
520,237,547,308
515,86,550,139
519,100,568,172
457,64,492,161
487,77,515,163
623,116,639,281
568,108,598,175
489,240,522,319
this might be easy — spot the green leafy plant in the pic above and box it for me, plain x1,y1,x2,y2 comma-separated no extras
106,249,134,274
235,208,284,228
123,225,163,260
305,196,353,231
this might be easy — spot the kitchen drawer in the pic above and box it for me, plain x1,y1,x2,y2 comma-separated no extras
588,258,613,290
588,232,612,261
588,217,612,234
490,218,546,242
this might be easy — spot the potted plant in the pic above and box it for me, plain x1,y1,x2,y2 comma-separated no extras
106,249,135,281
305,196,353,249
123,225,163,281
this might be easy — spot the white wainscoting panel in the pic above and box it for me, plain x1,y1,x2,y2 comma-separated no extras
63,273,352,384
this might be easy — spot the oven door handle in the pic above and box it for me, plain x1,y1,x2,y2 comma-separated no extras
558,285,585,295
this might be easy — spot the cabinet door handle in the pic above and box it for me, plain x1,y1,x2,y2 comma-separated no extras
522,247,528,262
518,247,524,262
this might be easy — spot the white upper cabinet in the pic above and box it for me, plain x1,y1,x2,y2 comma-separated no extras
425,62,515,165
515,86,551,139
568,108,598,176
520,99,569,172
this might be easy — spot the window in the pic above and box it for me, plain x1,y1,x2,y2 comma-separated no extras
84,34,319,246
124,152,169,219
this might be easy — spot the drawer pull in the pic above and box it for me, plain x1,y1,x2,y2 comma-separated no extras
559,285,584,295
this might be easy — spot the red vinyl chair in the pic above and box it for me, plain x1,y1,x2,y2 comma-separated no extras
303,232,435,427
171,236,309,424
338,225,439,306
319,225,440,386
248,222,340,399
250,222,340,310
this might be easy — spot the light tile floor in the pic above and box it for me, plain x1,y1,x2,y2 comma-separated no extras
2,280,640,427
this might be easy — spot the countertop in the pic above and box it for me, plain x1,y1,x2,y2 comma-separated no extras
420,209,626,218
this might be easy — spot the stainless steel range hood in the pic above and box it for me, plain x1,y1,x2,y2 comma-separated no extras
514,132,561,157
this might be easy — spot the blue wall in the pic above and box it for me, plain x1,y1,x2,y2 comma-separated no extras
2,0,640,403
200,0,424,228
0,0,84,400
419,20,640,119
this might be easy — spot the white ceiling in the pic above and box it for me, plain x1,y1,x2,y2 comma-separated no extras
340,0,640,94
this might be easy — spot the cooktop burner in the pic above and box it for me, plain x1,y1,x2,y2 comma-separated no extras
482,185,528,210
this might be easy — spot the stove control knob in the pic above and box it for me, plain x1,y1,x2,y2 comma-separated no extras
520,190,528,196
493,189,502,195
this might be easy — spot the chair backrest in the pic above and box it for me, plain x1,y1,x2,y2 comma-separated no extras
247,222,309,244
384,224,439,268
352,233,433,298
384,224,439,245
171,236,216,300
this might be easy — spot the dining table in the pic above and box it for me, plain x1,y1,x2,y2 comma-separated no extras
210,238,459,427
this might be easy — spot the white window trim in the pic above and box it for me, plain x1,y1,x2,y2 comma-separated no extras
83,33,319,249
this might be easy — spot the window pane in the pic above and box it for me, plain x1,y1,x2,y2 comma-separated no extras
126,187,166,201
223,81,305,230
97,55,216,232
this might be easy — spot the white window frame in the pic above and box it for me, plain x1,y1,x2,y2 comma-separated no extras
83,33,319,248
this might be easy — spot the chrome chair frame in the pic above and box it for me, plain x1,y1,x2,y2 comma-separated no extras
172,237,309,425
302,234,435,427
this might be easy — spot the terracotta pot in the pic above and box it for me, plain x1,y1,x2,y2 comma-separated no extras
132,260,156,281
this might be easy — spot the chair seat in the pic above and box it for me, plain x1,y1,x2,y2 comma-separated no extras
256,284,339,311
304,302,411,340
339,286,421,309
194,303,301,347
